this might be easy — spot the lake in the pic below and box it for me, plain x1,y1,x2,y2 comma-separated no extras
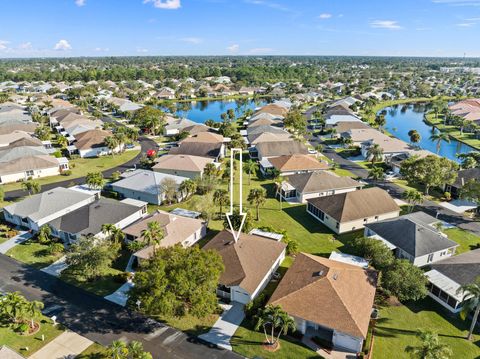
174,99,269,123
382,104,475,162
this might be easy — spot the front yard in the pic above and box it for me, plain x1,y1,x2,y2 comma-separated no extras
6,239,64,269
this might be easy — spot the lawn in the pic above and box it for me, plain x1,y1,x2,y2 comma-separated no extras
1,149,140,192
425,113,480,150
77,343,108,359
444,227,480,254
373,297,480,359
6,240,64,269
154,313,219,336
0,316,64,356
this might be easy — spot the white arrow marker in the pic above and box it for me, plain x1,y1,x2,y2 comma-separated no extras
225,148,246,242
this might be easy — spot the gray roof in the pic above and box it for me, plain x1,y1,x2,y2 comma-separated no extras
0,146,48,163
47,197,142,236
365,212,458,257
169,142,223,159
256,140,308,158
287,171,361,193
451,168,480,189
429,248,480,286
111,169,187,195
4,187,93,222
246,125,287,136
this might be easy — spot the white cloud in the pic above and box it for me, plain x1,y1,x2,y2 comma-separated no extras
457,22,476,26
75,0,86,6
245,0,290,12
144,0,181,9
318,13,332,19
137,48,149,53
0,40,10,51
227,44,240,53
432,0,480,6
181,37,203,44
53,39,72,51
248,47,274,55
18,42,32,50
370,20,402,30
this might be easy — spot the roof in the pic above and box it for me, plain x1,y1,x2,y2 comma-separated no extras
4,187,94,222
111,169,188,195
203,230,286,294
248,132,292,145
180,132,224,144
256,140,308,158
307,187,400,222
329,251,369,268
0,146,48,163
269,253,377,339
365,212,458,257
0,130,34,145
451,168,480,189
429,248,480,288
286,171,362,193
334,121,370,133
255,104,288,117
0,123,37,135
153,154,213,173
73,129,112,150
0,155,62,176
268,154,329,172
169,142,223,159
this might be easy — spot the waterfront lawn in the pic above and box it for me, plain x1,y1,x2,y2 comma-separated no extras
426,113,480,150
6,239,64,269
1,150,140,192
373,297,480,359
444,227,480,254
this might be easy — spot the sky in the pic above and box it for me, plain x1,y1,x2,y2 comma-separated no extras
1,0,480,58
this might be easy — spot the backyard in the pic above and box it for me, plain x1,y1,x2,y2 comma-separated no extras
425,113,480,150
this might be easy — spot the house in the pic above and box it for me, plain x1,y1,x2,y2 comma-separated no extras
268,253,377,353
152,154,214,179
0,155,69,184
306,187,400,234
261,154,329,176
123,210,207,261
254,140,308,161
47,197,147,243
365,211,458,267
247,132,292,147
444,168,480,198
3,187,97,231
169,142,225,161
110,169,188,205
0,122,37,136
73,129,121,158
203,230,286,304
281,171,363,203
246,125,290,145
0,131,34,147
154,87,176,100
425,249,480,313
163,117,198,136
254,104,289,118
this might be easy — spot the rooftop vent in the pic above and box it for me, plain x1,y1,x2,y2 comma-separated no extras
333,273,339,280
314,270,324,277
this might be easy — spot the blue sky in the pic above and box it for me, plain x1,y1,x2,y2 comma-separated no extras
1,0,480,58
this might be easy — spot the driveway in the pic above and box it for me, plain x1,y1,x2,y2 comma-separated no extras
104,280,134,307
0,231,32,254
41,256,68,277
199,302,245,351
28,331,92,359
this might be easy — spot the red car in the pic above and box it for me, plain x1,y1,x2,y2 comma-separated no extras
146,149,156,158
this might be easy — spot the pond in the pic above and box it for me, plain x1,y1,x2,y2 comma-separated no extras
173,98,269,123
382,104,475,162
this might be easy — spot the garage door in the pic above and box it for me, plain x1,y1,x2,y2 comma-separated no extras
333,332,361,353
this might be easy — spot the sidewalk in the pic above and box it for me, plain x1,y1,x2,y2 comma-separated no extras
28,331,92,359
0,231,32,254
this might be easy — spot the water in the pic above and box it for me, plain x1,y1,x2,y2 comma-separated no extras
382,104,475,162
173,99,269,123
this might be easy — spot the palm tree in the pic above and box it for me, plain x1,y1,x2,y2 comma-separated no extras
408,129,421,146
244,160,258,185
37,225,52,244
22,180,41,196
213,189,229,218
274,175,285,210
403,189,424,213
366,144,383,165
368,166,385,184
457,276,480,341
406,330,452,359
57,135,68,150
86,172,105,190
254,305,296,347
108,340,129,359
429,132,450,155
247,188,266,221
105,136,119,155
26,300,44,329
179,179,197,199
141,221,164,255
375,114,387,133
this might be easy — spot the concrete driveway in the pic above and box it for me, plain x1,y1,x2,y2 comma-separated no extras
28,331,92,359
0,231,32,254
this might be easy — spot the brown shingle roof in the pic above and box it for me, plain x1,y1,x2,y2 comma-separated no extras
255,104,288,117
74,129,112,150
269,253,377,339
256,140,308,158
180,132,224,144
169,142,223,159
153,154,213,173
203,230,286,294
269,154,329,172
307,187,400,222
286,171,362,193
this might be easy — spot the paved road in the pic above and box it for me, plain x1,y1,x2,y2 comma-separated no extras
0,255,241,359
4,137,157,201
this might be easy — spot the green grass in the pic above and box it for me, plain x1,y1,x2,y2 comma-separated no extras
1,150,140,192
6,240,64,269
77,343,108,359
0,316,64,356
154,313,219,336
373,297,480,359
444,227,480,254
425,113,480,150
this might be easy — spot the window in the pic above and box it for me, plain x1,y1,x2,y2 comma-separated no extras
447,296,458,309
363,218,368,222
25,170,34,177
307,203,325,221
427,253,434,263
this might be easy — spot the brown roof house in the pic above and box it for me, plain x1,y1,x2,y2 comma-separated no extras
203,230,286,304
73,129,120,158
269,252,377,353
306,187,400,234
152,154,214,179
255,140,308,161
262,154,329,176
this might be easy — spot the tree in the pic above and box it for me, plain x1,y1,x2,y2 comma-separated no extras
274,175,285,210
223,208,253,233
244,159,258,185
406,330,452,359
408,129,421,146
368,166,385,183
34,125,51,141
284,109,306,132
37,225,52,244
457,276,480,341
179,179,197,199
213,189,229,218
403,189,424,213
429,132,450,155
22,180,41,196
374,113,386,133
128,245,224,318
57,135,68,150
105,136,119,155
248,188,267,220
65,236,119,281
0,292,44,330
161,177,178,204
141,221,164,256
102,224,125,245
86,171,106,190
366,143,383,165
133,106,166,135
203,163,218,178
107,340,128,359
382,259,428,301
254,305,296,347
353,237,394,270
460,179,480,207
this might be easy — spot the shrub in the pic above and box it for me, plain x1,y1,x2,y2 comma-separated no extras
111,171,121,181
285,239,299,255
16,323,29,334
61,170,72,176
444,191,452,201
244,292,268,318
52,150,62,158
47,242,64,255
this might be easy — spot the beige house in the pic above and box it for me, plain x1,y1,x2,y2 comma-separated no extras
265,154,329,176
152,154,214,179
0,155,69,184
306,187,400,234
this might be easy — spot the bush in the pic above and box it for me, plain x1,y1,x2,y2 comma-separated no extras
115,272,130,284
61,170,72,176
16,323,29,334
285,238,299,255
52,150,62,158
47,242,64,255
444,191,452,201
244,292,268,318
111,171,121,181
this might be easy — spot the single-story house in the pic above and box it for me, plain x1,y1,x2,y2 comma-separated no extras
0,155,69,184
0,130,35,147
73,129,121,158
47,197,147,243
123,210,207,261
425,248,480,313
254,104,289,117
247,132,292,147
169,142,225,161
261,154,329,176
3,187,98,231
110,169,188,205
268,253,377,353
306,187,400,234
444,168,480,198
163,117,198,136
282,171,363,203
255,140,308,161
365,211,458,267
203,230,286,304
152,154,214,179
